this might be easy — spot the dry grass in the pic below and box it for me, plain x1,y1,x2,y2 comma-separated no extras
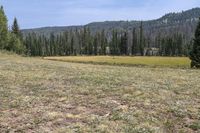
44,56,191,68
0,52,200,132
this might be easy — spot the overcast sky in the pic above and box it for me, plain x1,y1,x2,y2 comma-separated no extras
0,0,200,29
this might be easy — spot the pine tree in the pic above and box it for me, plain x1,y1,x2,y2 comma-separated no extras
120,31,128,55
0,6,8,49
190,18,200,68
93,34,98,55
70,34,74,55
131,28,137,55
110,30,116,55
11,17,22,40
100,30,106,55
62,31,69,55
50,33,55,56
110,29,120,55
139,21,144,56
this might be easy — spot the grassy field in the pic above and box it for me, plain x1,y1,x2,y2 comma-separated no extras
44,56,191,68
0,52,200,132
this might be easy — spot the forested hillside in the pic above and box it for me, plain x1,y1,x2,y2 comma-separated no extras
1,5,199,57
22,8,200,56
22,8,200,39
21,8,200,56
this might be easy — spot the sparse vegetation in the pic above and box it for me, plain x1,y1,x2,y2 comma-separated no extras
0,52,199,132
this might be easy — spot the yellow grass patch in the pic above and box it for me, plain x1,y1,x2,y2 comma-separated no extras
44,56,190,68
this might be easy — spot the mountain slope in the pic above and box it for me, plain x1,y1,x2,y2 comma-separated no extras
22,8,200,38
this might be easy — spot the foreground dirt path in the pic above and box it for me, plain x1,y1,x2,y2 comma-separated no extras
0,54,200,132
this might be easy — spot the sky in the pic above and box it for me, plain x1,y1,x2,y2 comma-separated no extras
0,0,200,29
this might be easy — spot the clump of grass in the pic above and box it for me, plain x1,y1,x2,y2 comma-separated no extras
189,121,200,131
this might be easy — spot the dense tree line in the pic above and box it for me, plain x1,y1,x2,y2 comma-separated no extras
24,23,191,57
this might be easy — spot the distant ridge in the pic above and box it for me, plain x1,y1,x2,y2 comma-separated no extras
22,8,200,39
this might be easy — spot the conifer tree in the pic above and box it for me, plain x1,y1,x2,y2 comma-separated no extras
120,31,128,55
190,18,200,68
0,6,8,49
50,33,55,56
139,21,144,56
70,35,74,55
93,34,98,55
11,17,22,40
110,29,120,55
100,30,106,55
131,28,137,55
